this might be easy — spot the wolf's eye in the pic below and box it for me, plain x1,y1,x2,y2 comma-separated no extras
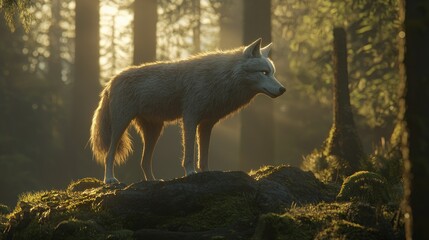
261,71,269,75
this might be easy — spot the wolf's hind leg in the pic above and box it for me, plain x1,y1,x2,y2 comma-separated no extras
182,119,198,176
197,121,214,172
135,117,163,181
104,112,134,184
105,128,127,184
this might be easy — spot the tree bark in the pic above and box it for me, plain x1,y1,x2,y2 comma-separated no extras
399,0,429,238
133,0,157,65
46,0,63,184
323,28,364,179
240,0,274,171
192,0,201,54
70,0,101,179
219,0,242,49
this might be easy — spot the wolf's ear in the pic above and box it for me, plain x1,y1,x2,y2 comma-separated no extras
261,43,272,58
243,38,262,58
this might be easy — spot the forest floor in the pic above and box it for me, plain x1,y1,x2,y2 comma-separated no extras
0,165,404,240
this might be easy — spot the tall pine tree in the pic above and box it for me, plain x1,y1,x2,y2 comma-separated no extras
69,0,101,179
323,28,364,180
240,0,275,171
399,0,429,238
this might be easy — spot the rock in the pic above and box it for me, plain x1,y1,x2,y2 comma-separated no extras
254,179,295,213
101,171,257,216
251,165,336,209
99,171,259,232
4,166,400,239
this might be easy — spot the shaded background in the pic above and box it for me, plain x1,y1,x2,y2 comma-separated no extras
0,0,400,205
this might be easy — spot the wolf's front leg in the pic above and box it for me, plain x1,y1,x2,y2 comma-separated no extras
182,119,197,176
197,121,214,172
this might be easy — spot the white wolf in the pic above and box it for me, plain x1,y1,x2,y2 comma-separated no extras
90,38,286,183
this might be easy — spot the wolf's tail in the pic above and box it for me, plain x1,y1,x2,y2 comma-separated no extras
90,90,133,165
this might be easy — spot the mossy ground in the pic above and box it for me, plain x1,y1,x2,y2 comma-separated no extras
160,194,259,231
1,168,404,240
1,178,259,239
2,178,124,240
253,202,401,240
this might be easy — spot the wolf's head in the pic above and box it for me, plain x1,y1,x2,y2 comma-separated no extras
239,38,286,98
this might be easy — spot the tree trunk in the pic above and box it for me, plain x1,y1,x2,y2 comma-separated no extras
208,0,243,170
192,0,201,54
219,0,242,49
399,0,429,238
323,28,364,179
133,0,157,65
240,0,274,171
46,0,63,185
70,0,101,179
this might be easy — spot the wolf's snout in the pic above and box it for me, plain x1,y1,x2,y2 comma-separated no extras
261,85,286,98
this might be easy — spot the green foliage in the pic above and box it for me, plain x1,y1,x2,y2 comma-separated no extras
157,0,224,60
273,0,400,131
302,149,340,183
368,139,402,184
337,171,390,205
0,0,33,31
0,0,74,205
364,133,403,204
365,122,403,185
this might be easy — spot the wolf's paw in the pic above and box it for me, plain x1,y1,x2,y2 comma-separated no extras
185,170,198,176
104,177,120,184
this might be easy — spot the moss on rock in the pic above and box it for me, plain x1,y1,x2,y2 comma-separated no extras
252,202,395,240
67,177,104,192
2,169,401,240
337,171,390,205
161,194,259,231
4,183,121,239
250,165,337,207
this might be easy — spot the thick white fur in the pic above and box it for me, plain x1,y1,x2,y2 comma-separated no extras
90,39,285,183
